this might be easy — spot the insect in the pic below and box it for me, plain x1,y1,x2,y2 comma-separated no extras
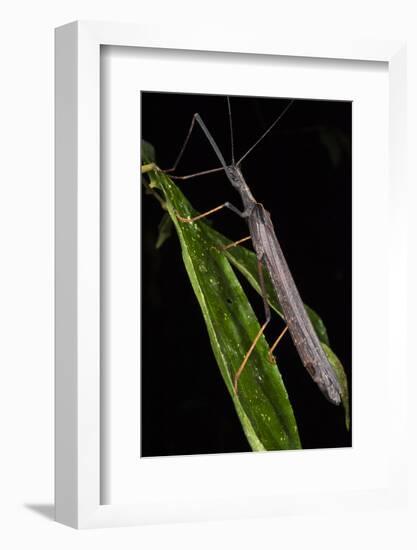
165,97,342,405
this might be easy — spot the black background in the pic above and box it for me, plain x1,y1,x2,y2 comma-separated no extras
141,91,352,456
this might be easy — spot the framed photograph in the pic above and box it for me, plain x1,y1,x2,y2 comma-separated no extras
55,21,407,528
140,90,352,457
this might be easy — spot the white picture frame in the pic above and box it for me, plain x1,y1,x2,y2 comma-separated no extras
55,20,407,529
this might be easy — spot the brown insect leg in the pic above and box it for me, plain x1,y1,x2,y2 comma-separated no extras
233,257,271,395
233,319,270,396
168,167,225,180
175,203,226,223
221,236,251,250
268,325,289,363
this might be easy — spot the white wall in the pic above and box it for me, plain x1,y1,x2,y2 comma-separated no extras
0,1,416,548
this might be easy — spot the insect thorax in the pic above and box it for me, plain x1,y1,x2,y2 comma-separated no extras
226,166,256,206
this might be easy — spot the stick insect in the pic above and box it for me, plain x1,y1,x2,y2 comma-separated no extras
164,97,342,406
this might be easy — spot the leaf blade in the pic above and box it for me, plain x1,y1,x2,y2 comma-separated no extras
149,168,301,450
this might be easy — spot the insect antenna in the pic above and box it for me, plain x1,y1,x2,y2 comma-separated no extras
237,98,295,166
227,96,235,166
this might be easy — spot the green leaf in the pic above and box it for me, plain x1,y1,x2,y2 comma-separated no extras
322,343,350,431
142,140,156,164
145,167,301,451
155,212,174,249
